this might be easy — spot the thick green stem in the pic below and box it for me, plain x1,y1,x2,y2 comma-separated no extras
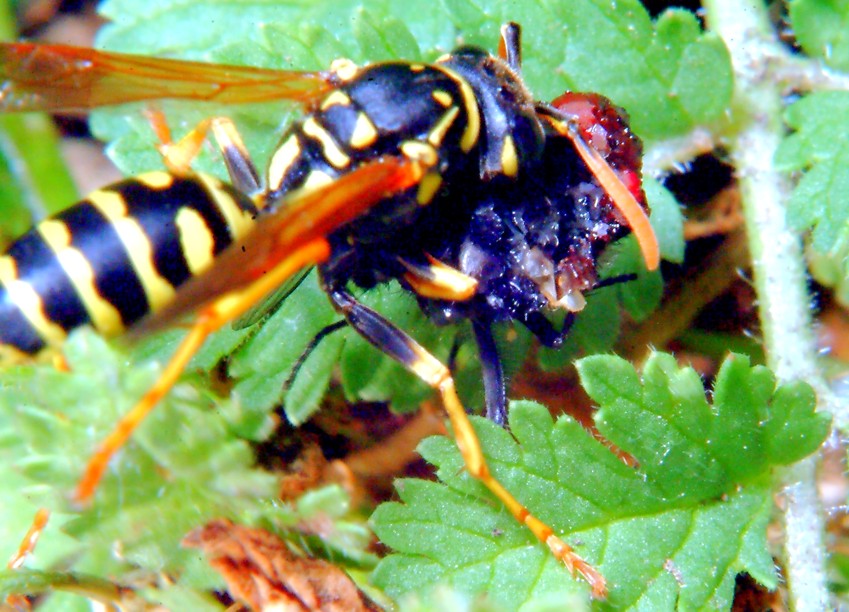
703,1,830,610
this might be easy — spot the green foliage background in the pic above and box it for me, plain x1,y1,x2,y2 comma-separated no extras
0,0,842,610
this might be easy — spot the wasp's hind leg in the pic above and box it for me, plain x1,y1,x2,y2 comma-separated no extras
144,108,261,195
323,284,607,598
74,156,426,504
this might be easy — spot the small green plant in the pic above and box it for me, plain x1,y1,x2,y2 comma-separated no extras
0,0,843,609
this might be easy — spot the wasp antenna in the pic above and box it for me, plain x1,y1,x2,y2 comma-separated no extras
574,129,659,270
499,22,522,72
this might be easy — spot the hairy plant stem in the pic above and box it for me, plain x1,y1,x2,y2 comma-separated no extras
703,1,830,610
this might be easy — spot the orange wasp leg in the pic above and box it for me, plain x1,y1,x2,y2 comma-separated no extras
7,508,50,570
5,508,50,609
326,287,608,599
75,156,429,503
144,108,261,195
74,238,332,503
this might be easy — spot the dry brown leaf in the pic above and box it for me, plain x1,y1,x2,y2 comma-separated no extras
183,520,377,612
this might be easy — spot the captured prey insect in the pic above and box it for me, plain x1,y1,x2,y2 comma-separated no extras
0,22,658,597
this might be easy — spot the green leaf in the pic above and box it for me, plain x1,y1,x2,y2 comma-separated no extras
808,223,849,307
776,91,849,253
0,115,80,240
372,353,828,608
228,270,340,426
1,2,708,607
645,178,686,264
789,0,849,71
0,332,372,608
352,7,422,61
537,288,622,371
437,2,735,140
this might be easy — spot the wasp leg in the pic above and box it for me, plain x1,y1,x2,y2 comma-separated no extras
143,106,208,175
74,238,331,503
143,109,261,195
209,117,262,196
283,319,348,391
521,311,575,349
325,286,607,598
77,156,427,503
398,254,478,301
594,273,638,290
5,508,50,608
471,319,507,426
7,508,50,571
498,22,522,72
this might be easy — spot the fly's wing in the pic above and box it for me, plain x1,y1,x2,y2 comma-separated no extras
133,155,428,335
0,43,335,113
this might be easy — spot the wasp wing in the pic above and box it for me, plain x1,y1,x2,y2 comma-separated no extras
0,43,334,113
134,155,427,335
231,267,312,330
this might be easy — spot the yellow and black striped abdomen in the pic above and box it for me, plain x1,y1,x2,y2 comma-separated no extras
0,171,257,356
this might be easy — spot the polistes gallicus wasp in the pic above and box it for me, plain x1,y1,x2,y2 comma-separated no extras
0,21,659,598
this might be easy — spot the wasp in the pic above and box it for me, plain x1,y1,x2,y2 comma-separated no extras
0,22,659,598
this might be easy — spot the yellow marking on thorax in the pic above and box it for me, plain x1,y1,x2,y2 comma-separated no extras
500,135,519,177
0,255,67,346
349,112,379,149
400,140,442,204
400,254,478,300
427,106,460,147
433,65,481,152
267,135,302,193
38,219,124,335
400,140,438,167
175,207,216,275
196,174,255,240
89,190,176,313
330,58,358,81
431,89,453,107
409,63,426,72
303,117,351,169
417,172,443,205
136,171,174,189
320,90,352,110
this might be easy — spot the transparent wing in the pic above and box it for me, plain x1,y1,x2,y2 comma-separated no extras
231,267,312,330
0,42,334,113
